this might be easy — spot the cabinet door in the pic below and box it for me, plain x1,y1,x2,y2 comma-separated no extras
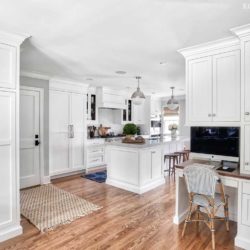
133,103,145,124
242,193,250,226
151,148,162,179
0,43,16,89
188,57,213,122
212,50,240,122
244,125,250,172
50,90,70,175
71,93,84,169
0,91,16,227
243,40,250,122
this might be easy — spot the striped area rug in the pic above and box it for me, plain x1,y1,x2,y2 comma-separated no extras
20,184,101,232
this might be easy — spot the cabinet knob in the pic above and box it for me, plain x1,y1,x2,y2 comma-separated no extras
245,112,250,116
213,114,216,117
208,114,212,117
246,162,249,166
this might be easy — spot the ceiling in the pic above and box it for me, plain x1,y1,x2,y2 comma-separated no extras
1,0,250,97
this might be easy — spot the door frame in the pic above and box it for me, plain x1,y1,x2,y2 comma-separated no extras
20,86,45,185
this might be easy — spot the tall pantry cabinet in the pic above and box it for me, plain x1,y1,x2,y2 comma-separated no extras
49,80,88,176
0,32,27,242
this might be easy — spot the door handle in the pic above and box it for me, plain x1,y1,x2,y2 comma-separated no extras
35,134,40,146
68,125,74,138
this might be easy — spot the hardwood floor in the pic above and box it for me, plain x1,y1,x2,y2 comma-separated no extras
0,176,240,250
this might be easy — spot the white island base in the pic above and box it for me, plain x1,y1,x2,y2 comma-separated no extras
105,144,165,194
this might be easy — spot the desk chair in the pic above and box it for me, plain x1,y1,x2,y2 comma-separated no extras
182,164,229,250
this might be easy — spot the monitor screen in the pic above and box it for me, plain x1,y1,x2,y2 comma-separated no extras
191,127,239,157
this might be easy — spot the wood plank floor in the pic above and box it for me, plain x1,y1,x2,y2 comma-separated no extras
0,176,241,250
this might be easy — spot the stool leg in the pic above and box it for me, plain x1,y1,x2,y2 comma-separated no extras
173,157,176,180
168,158,171,177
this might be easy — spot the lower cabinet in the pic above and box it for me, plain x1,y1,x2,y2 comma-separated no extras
86,145,106,171
242,182,250,226
140,147,162,184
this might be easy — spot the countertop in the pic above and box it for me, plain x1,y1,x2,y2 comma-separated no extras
176,159,250,180
105,136,188,148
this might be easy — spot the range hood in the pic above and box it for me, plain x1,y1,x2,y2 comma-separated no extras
96,87,126,110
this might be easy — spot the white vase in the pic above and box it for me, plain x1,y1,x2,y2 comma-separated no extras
171,129,177,139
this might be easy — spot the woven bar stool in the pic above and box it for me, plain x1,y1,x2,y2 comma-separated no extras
174,151,189,163
164,153,179,179
184,149,190,160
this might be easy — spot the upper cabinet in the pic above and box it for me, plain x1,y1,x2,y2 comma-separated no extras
232,24,250,123
86,87,98,124
0,43,16,89
179,37,241,125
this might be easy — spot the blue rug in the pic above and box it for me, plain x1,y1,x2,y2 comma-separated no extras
83,171,107,183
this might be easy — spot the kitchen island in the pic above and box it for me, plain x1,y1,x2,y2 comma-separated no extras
105,137,187,194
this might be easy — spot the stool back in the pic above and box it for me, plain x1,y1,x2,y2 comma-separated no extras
183,164,220,197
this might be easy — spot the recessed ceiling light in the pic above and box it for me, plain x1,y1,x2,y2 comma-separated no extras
160,61,167,65
115,70,127,74
86,78,93,81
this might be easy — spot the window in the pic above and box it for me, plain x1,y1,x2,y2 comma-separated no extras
163,115,180,135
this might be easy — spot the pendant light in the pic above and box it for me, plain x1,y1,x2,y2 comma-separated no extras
131,76,145,105
166,86,179,110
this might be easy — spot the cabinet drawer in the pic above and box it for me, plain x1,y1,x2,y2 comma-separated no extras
242,193,250,226
88,155,105,165
243,182,250,195
220,177,238,188
88,147,104,155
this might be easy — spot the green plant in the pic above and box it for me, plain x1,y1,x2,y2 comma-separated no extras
123,123,137,135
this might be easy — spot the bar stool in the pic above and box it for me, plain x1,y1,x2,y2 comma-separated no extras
174,151,189,163
184,149,190,160
164,153,179,179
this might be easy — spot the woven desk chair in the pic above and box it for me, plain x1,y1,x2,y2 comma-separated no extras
182,164,229,250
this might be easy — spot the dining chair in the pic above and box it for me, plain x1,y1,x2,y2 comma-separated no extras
182,164,229,250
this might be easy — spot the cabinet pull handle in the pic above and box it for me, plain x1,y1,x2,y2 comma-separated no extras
245,112,250,115
68,125,74,138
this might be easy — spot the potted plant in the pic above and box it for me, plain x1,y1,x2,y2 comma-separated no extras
168,123,178,139
123,123,137,139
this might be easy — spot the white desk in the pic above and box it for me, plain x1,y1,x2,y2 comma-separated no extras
174,161,250,250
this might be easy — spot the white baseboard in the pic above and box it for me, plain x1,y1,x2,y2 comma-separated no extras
41,175,51,184
0,224,23,243
106,178,165,194
50,170,85,180
235,236,250,250
173,210,187,225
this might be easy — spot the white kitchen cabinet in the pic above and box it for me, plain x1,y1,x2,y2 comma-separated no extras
242,193,250,226
188,56,213,122
133,101,146,124
0,43,16,89
0,32,27,243
179,38,241,125
140,147,162,184
241,38,250,122
49,80,88,176
212,50,240,122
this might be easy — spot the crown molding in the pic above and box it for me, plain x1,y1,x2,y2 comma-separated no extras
21,70,51,81
231,23,250,38
0,30,30,46
50,78,89,94
178,36,240,58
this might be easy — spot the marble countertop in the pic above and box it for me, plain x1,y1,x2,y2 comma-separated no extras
105,136,189,148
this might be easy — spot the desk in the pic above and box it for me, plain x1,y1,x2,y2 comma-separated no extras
174,159,250,250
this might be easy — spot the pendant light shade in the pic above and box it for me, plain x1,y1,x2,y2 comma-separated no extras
166,87,179,110
131,76,145,105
